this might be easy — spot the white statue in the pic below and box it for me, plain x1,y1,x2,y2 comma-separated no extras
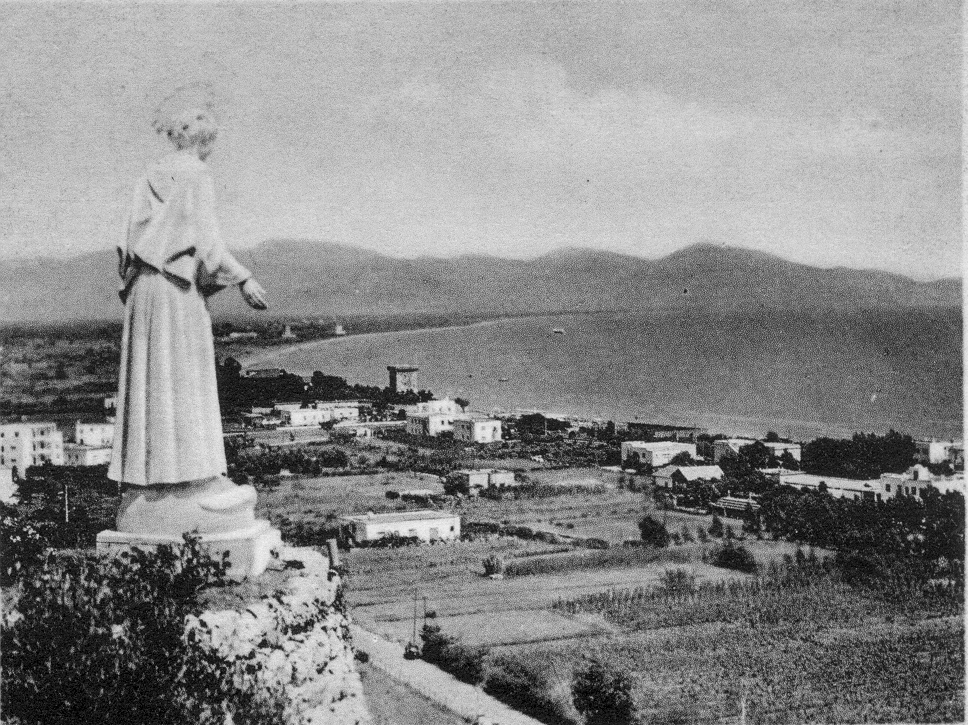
98,108,280,576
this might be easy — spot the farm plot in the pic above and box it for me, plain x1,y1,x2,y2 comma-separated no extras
257,471,445,523
375,610,610,648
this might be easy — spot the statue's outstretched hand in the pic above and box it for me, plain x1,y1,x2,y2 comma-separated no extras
240,278,268,310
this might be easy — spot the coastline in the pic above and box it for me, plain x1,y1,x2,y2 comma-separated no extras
234,311,963,442
237,315,520,369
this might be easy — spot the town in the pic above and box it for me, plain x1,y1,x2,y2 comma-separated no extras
1,325,964,724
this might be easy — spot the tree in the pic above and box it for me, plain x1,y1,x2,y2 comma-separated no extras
778,450,800,470
638,515,670,547
454,397,470,411
738,441,774,470
708,514,724,538
572,659,639,725
668,451,696,467
764,431,781,442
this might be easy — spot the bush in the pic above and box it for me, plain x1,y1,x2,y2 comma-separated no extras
708,514,725,538
420,624,486,685
572,658,639,725
710,541,758,574
680,524,695,543
638,515,670,548
2,537,285,725
696,526,709,543
659,568,698,595
484,651,579,724
482,554,505,576
1,506,51,585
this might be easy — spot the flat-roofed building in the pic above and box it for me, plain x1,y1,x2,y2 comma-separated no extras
339,510,460,544
779,472,887,501
0,467,15,503
880,466,965,499
74,421,115,447
713,438,801,463
406,413,457,437
315,401,361,421
653,464,724,490
453,417,502,444
915,439,964,466
402,398,463,417
0,422,64,471
625,422,707,442
332,420,406,439
279,408,330,427
446,468,517,496
621,441,696,468
64,444,112,467
712,438,755,462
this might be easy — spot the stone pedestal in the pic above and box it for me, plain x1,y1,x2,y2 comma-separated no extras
97,475,282,578
186,546,372,724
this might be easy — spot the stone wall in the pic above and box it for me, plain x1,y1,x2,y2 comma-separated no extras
186,546,371,725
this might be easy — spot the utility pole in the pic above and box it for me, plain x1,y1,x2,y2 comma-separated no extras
412,591,418,642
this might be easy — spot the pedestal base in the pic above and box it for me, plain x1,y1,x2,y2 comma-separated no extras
96,520,282,579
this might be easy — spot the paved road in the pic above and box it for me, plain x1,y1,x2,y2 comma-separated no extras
351,625,545,725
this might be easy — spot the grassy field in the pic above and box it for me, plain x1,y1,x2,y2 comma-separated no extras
256,471,446,523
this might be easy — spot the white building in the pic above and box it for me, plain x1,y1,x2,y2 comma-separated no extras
713,438,801,463
446,468,517,495
315,401,361,421
406,413,457,437
0,422,64,471
653,464,724,490
74,421,115,447
339,510,460,544
402,398,464,417
712,438,755,462
332,420,406,439
279,408,330,427
0,466,16,503
453,417,502,444
64,444,112,467
880,465,965,499
621,441,697,468
915,439,964,466
779,472,887,501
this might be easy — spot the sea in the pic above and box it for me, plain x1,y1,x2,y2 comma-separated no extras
243,309,963,441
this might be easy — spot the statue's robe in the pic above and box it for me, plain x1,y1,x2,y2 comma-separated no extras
108,151,251,486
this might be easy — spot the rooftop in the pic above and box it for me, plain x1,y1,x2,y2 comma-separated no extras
340,510,458,524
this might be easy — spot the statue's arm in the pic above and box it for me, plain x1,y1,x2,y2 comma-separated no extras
196,171,267,309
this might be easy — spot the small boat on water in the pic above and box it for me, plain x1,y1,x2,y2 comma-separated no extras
498,377,510,382
552,328,565,335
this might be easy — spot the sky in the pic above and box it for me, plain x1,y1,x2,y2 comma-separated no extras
0,1,961,280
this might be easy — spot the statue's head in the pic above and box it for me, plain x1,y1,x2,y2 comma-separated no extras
156,108,219,160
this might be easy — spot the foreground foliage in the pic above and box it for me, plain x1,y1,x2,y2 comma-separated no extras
2,539,285,725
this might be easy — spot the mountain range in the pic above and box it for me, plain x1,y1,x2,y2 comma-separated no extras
0,240,960,322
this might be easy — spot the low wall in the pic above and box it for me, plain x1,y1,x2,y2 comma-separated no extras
186,546,371,725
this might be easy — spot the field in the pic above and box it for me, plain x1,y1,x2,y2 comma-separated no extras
256,471,446,522
258,471,964,724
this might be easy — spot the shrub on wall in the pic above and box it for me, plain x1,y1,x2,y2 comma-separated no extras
1,537,285,725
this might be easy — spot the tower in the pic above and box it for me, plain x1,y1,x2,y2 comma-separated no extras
387,365,419,393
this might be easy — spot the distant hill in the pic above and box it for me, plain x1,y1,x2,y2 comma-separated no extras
0,240,960,322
